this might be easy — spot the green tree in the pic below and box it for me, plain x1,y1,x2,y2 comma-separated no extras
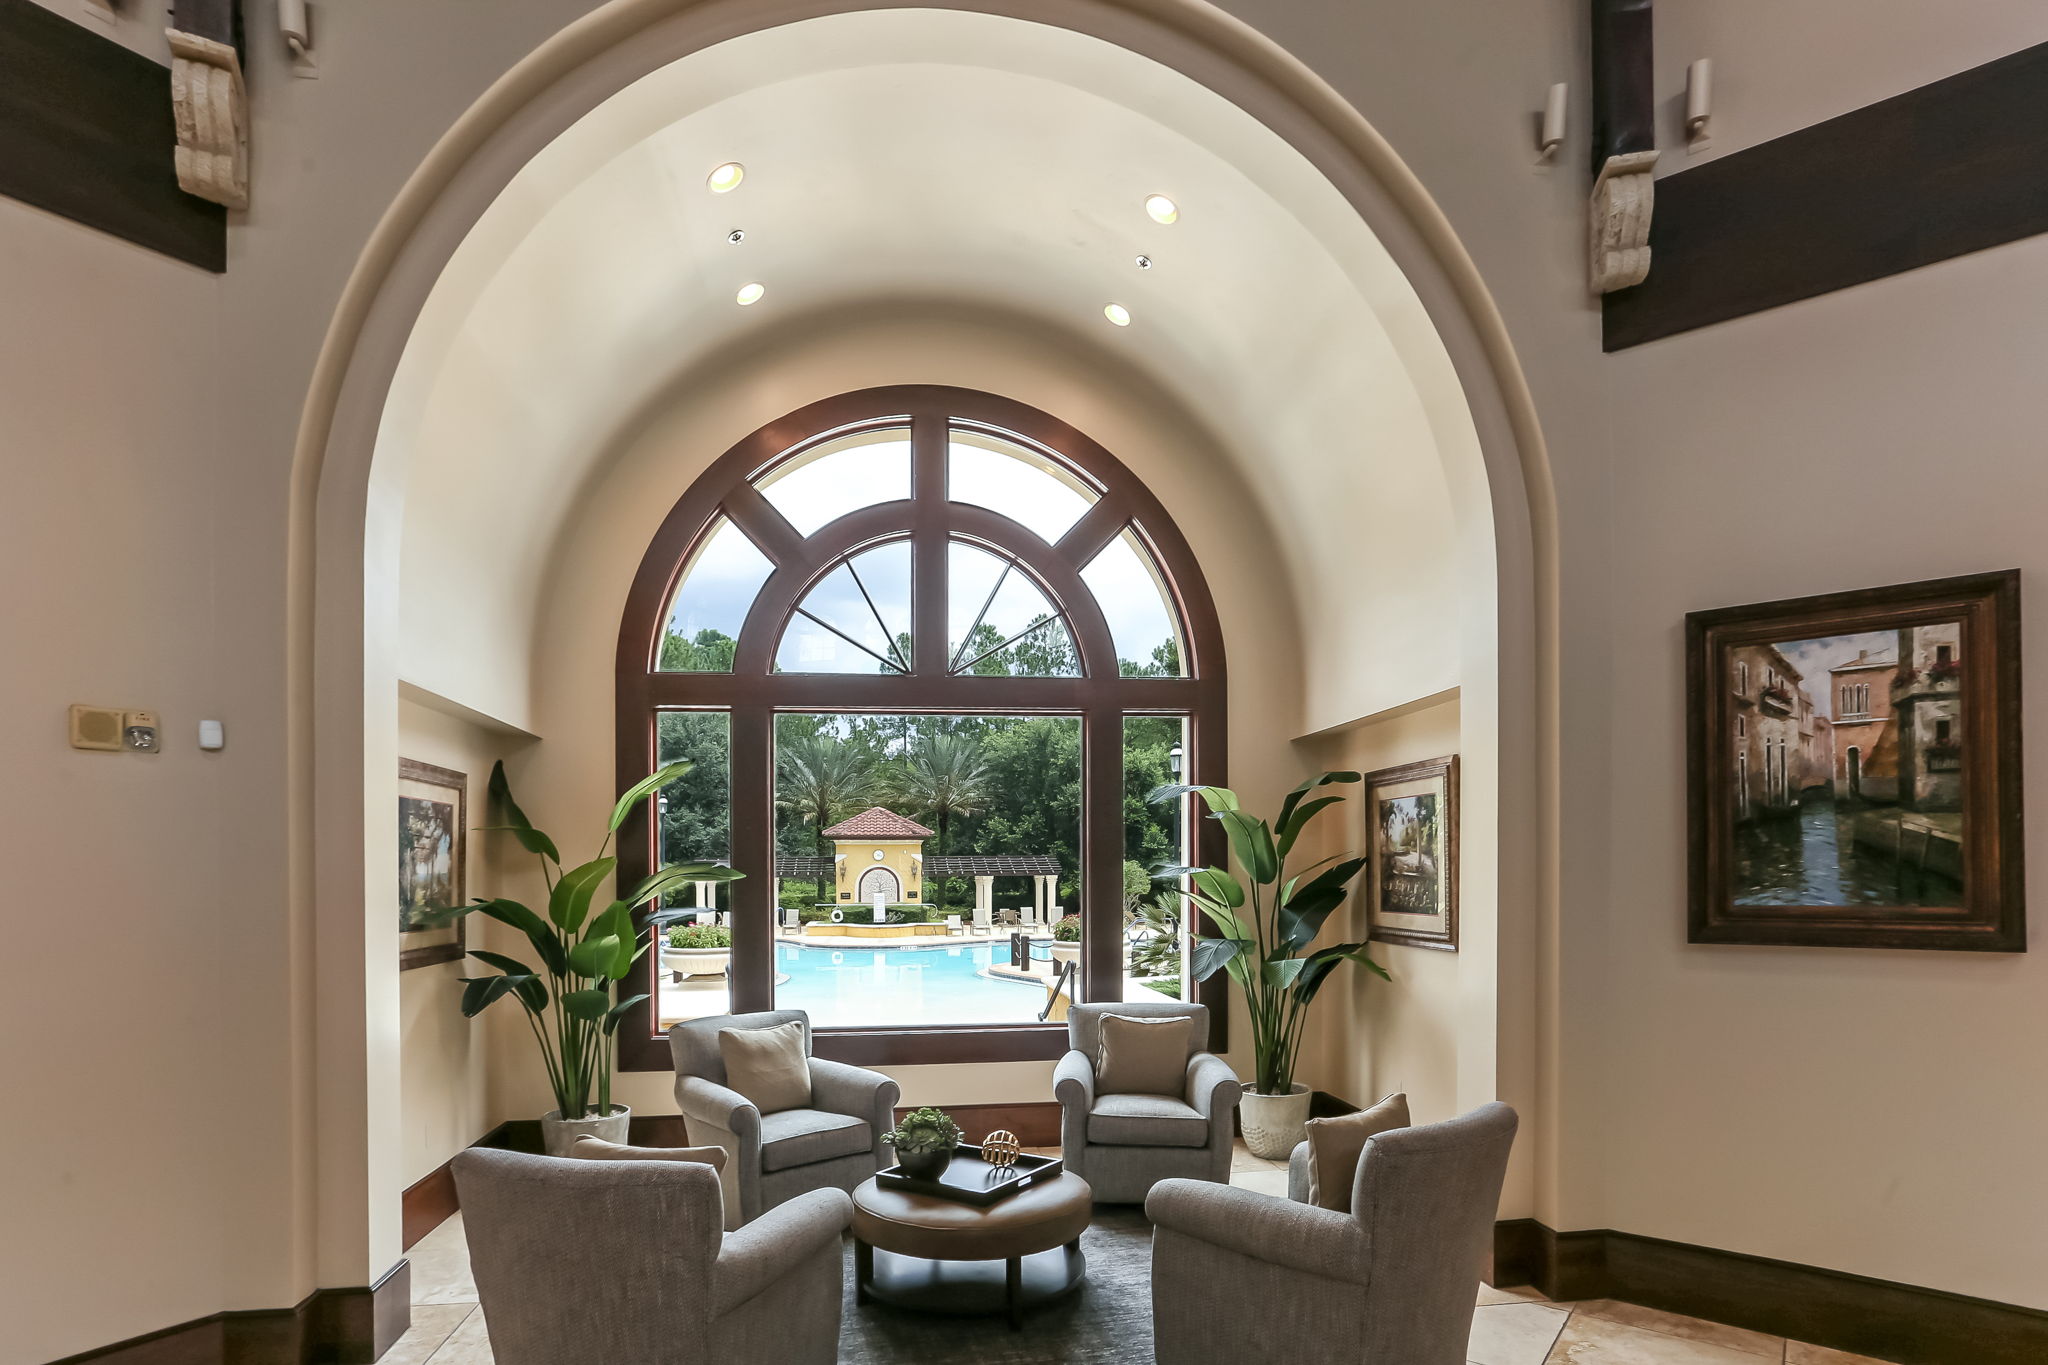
777,729,876,856
660,626,737,672
884,731,993,908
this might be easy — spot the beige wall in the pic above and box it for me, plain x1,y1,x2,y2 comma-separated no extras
8,1,2048,1358
0,196,236,1362
1294,696,1473,1129
394,695,532,1186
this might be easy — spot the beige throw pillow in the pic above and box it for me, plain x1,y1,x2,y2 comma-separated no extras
718,1020,812,1114
569,1135,727,1170
1095,1012,1193,1096
1306,1091,1410,1212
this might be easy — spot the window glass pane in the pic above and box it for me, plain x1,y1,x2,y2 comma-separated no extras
772,714,1079,1027
1121,715,1191,1002
1080,526,1187,676
654,711,733,1029
659,518,771,671
947,542,1080,677
756,428,912,537
948,430,1096,543
775,541,912,674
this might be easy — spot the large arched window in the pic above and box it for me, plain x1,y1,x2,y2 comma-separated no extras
614,387,1225,1068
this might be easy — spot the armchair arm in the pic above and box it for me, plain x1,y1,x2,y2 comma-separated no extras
1146,1178,1365,1281
1185,1052,1241,1118
808,1057,900,1128
1053,1049,1095,1115
714,1187,852,1314
676,1075,760,1142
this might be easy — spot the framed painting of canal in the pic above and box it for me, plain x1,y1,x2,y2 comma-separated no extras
1364,755,1459,952
398,758,469,970
1686,571,2023,952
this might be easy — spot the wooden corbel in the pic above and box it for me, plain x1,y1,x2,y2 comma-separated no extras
168,0,247,209
1589,0,1656,293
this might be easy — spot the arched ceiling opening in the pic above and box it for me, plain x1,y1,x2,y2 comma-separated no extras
387,7,1472,735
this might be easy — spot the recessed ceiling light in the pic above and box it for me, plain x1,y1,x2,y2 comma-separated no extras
736,282,766,306
1144,194,1178,225
707,162,745,193
1104,303,1131,327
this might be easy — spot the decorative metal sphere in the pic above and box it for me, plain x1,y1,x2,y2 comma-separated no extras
982,1129,1022,1167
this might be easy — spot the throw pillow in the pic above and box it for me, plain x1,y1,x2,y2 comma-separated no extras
1305,1091,1410,1212
568,1135,727,1170
1095,1012,1193,1096
718,1020,812,1114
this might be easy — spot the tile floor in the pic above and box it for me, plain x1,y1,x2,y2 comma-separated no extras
397,1142,1899,1365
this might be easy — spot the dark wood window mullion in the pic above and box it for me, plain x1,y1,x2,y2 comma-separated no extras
727,704,776,1014
910,411,949,676
1080,709,1126,1003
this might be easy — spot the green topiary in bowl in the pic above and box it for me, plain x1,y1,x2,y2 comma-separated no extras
1052,914,1082,942
881,1106,962,1179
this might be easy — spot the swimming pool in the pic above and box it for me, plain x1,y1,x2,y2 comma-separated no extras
774,940,1048,1027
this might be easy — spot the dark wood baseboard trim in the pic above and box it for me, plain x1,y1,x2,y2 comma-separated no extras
1602,40,2048,349
44,1264,409,1365
401,1165,458,1252
895,1100,1061,1147
1490,1220,2048,1365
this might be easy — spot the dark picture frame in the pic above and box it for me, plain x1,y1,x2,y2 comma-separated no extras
399,758,468,971
1363,755,1459,952
1686,570,2023,952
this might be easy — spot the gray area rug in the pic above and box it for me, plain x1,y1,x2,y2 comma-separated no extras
838,1209,1155,1363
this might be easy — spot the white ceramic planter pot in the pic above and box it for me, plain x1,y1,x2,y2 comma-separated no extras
1049,942,1081,966
1239,1083,1312,1160
541,1103,631,1157
661,946,731,979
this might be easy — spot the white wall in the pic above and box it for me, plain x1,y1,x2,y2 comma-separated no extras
1596,238,2048,1304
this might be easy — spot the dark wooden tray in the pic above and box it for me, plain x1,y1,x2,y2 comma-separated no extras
875,1146,1064,1207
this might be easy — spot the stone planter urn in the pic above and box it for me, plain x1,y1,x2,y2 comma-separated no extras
661,945,732,980
1238,1083,1312,1160
541,1103,631,1157
1048,941,1081,967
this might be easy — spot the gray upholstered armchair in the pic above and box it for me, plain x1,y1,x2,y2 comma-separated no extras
1147,1102,1518,1365
1053,1000,1238,1203
451,1147,851,1365
669,1009,899,1226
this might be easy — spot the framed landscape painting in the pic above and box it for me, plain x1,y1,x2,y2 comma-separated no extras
1686,571,2023,952
1363,755,1458,952
398,758,468,970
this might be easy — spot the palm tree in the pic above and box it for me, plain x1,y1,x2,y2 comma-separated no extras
884,731,991,909
777,733,874,856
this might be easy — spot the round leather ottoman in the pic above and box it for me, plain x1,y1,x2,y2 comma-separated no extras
851,1172,1092,1329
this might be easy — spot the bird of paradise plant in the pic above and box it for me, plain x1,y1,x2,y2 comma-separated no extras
1151,771,1391,1096
448,760,742,1121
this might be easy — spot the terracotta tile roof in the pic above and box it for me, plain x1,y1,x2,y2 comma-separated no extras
821,806,935,840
